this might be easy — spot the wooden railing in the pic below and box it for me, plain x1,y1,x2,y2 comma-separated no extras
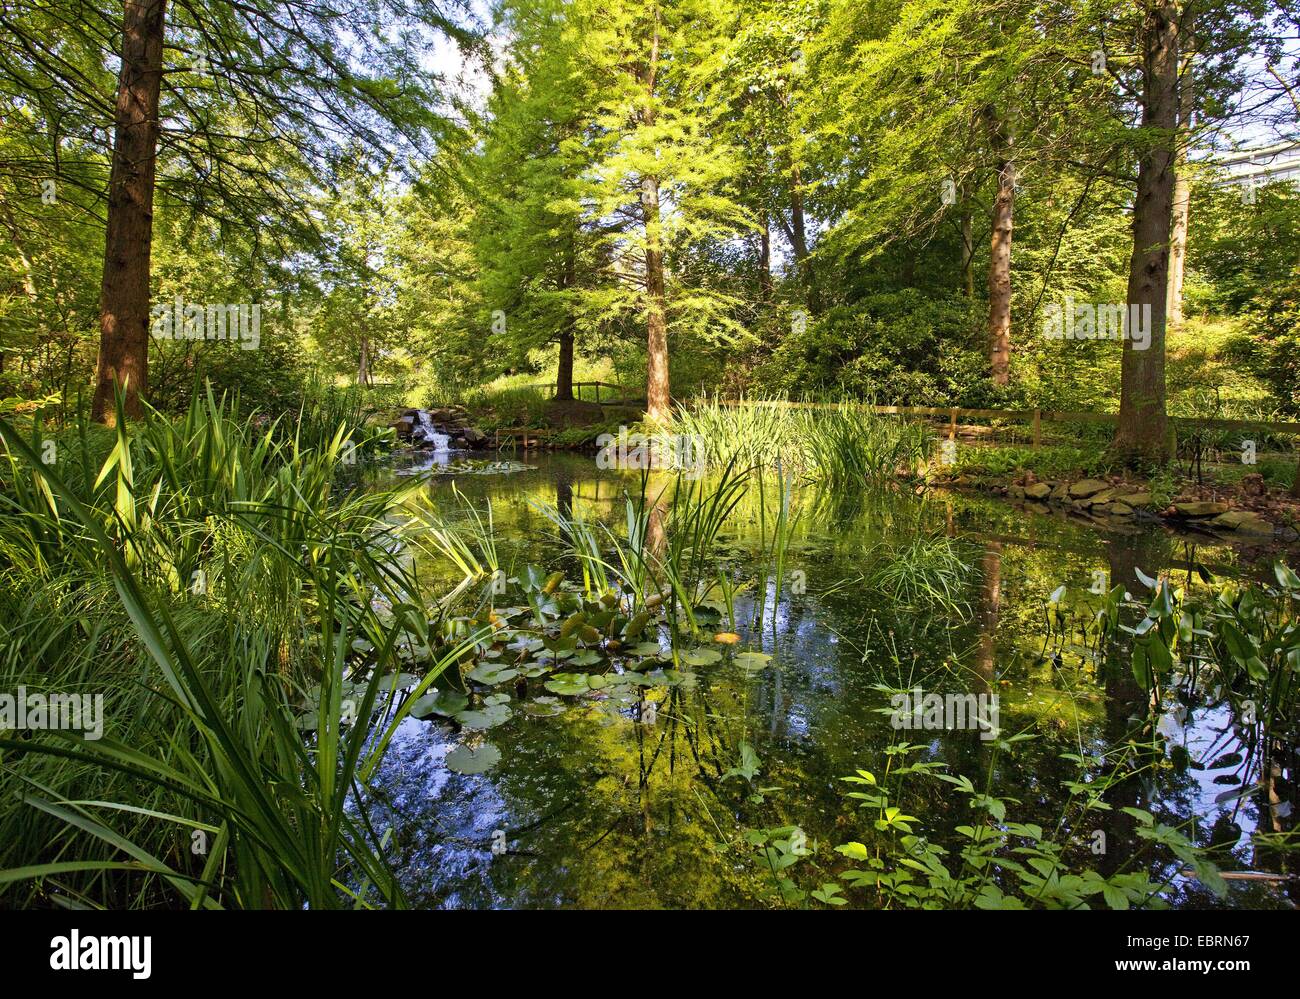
493,427,557,448
718,399,1300,453
528,381,640,405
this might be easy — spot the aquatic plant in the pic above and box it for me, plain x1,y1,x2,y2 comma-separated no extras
669,397,933,488
860,533,976,620
826,741,1224,910
0,390,478,908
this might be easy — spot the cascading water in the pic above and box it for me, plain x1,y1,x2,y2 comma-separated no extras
411,410,451,452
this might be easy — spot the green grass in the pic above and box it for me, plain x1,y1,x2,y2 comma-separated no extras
950,444,1111,480
670,397,934,488
0,388,481,908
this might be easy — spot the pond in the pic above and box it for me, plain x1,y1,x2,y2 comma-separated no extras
360,451,1297,909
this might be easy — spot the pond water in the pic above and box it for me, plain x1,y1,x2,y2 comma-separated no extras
362,451,1297,909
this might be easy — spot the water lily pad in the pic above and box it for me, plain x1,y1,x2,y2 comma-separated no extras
735,652,773,671
408,689,469,719
519,662,553,678
454,702,513,730
544,673,590,696
522,697,564,717
629,671,671,687
569,649,603,666
445,743,502,774
629,642,664,656
485,692,511,706
374,672,421,692
466,663,520,685
682,648,722,666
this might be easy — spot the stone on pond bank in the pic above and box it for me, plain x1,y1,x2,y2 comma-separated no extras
1069,478,1110,498
1210,510,1274,536
1172,501,1230,518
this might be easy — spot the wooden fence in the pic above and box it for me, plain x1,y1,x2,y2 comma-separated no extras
718,399,1300,454
527,381,642,405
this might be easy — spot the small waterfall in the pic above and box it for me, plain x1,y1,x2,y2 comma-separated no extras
411,410,451,452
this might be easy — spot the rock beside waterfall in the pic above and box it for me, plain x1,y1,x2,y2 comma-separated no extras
392,408,490,450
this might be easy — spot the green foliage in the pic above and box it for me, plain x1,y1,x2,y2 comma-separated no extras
0,389,471,908
831,744,1218,910
670,399,934,487
951,444,1110,480
752,293,1002,407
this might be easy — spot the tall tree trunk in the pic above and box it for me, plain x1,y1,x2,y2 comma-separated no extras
986,110,1015,387
1116,1,1178,464
960,210,975,298
640,8,670,424
556,236,576,401
643,173,670,423
788,162,821,311
556,327,575,402
1167,50,1194,327
357,335,370,386
91,0,167,424
758,216,772,299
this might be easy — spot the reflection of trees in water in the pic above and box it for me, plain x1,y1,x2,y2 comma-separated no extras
386,457,1294,905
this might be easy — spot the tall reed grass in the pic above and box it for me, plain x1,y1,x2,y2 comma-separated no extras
0,389,477,908
670,397,933,489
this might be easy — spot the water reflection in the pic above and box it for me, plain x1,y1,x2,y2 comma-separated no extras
363,452,1296,908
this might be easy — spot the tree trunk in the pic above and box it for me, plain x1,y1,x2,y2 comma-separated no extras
1167,51,1194,327
556,326,575,402
357,335,370,386
1115,1,1178,464
788,162,821,311
91,0,167,424
640,8,670,424
556,236,576,401
986,109,1014,387
758,216,772,299
643,173,670,423
961,210,975,298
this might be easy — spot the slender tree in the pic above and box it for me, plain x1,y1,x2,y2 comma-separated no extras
93,0,167,421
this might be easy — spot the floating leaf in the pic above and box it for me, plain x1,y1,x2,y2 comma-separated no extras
455,703,512,730
374,672,420,692
466,663,520,685
409,689,468,719
544,673,590,696
445,743,501,774
735,651,772,671
682,648,722,666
